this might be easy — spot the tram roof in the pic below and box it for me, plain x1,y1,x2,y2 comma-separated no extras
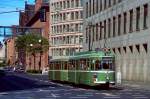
70,50,114,59
50,57,69,62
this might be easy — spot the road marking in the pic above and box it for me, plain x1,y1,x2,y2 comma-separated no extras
132,95,145,97
134,97,149,99
69,96,88,98
104,97,120,98
0,92,8,95
102,93,118,97
77,94,93,97
51,93,60,98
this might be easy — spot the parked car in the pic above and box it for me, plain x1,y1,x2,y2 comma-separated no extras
0,69,5,77
14,67,25,73
42,67,49,75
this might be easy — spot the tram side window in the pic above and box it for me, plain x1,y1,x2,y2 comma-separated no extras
90,60,95,70
80,59,88,70
69,60,75,70
49,63,53,70
55,62,61,70
75,60,79,70
95,60,102,70
64,62,68,70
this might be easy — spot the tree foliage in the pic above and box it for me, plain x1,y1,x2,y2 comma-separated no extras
15,34,49,54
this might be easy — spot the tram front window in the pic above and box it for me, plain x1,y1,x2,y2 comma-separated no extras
102,60,114,70
103,63,109,69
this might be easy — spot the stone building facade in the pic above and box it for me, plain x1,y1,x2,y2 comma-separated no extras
83,0,150,83
50,0,84,60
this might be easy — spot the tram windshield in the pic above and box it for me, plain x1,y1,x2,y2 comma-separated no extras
95,57,114,70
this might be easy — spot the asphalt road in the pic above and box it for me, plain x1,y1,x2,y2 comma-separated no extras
0,72,150,99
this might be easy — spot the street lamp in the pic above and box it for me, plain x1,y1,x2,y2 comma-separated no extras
29,43,33,70
38,39,42,72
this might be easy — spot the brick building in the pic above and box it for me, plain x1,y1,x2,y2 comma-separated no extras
18,0,49,71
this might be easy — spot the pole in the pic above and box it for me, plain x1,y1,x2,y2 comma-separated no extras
39,51,42,71
88,28,91,51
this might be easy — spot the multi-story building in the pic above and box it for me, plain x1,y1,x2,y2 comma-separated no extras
19,0,49,71
50,0,84,60
83,0,150,83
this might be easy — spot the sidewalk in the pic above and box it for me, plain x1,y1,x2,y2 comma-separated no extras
120,81,150,90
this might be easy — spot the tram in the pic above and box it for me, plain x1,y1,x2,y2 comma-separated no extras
49,50,116,88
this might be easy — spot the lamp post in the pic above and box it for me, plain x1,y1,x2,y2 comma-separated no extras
38,39,42,72
29,43,33,70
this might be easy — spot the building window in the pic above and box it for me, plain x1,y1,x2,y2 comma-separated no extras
100,0,102,11
67,0,70,8
118,0,122,3
80,11,83,18
76,0,79,7
129,9,133,32
129,46,133,53
89,0,91,16
143,4,148,29
96,23,98,41
123,12,127,34
108,18,111,38
71,12,74,20
118,14,121,36
99,22,102,40
113,0,116,5
93,0,95,15
136,44,140,53
60,1,62,9
143,43,148,53
71,0,74,7
104,20,106,39
113,17,116,37
96,0,99,13
75,11,79,19
108,0,111,7
104,0,107,9
136,7,140,31
86,2,88,18
63,1,66,9
92,25,95,41
86,28,88,43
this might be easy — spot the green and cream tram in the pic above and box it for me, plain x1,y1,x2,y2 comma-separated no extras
49,50,116,88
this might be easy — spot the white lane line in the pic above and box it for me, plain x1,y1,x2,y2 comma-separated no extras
102,93,118,97
134,97,149,99
0,92,8,95
51,93,60,98
77,94,93,97
69,97,88,99
104,97,120,98
132,95,145,97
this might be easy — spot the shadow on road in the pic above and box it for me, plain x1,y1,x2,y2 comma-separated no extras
0,75,60,92
51,80,123,91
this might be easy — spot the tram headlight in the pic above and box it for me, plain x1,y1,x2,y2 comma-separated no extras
93,73,98,82
106,72,110,81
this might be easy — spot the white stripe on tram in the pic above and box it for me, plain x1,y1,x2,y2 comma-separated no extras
49,70,115,73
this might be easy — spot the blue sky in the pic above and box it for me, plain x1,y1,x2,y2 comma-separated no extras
0,0,34,41
0,0,34,26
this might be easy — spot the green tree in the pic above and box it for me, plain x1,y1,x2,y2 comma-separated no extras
15,34,49,70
